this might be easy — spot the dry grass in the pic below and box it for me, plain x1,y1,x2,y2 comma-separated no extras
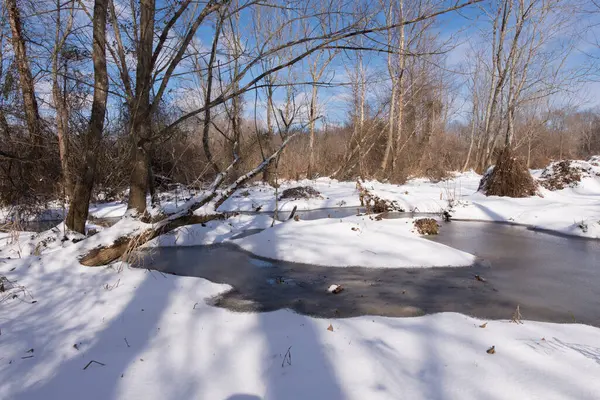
118,231,155,272
539,160,584,190
357,181,404,213
0,220,24,258
413,218,439,235
0,275,33,304
479,149,537,197
279,186,323,200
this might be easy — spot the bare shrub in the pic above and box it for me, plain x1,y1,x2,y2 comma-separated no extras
413,218,439,235
279,186,323,200
357,181,403,213
479,149,537,197
538,160,596,190
0,275,33,304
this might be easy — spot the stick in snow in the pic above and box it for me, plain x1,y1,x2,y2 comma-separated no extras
282,346,292,368
83,360,106,370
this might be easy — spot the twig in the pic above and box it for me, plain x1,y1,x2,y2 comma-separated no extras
287,205,298,221
83,360,106,370
282,346,292,368
511,304,523,324
124,337,130,348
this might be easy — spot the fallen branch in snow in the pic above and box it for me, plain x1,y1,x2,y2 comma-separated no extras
80,131,301,267
80,214,225,266
83,360,105,370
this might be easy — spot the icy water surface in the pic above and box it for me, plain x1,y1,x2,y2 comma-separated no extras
139,220,600,326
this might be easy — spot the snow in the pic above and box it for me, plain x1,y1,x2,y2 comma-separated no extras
327,284,340,293
1,158,600,399
0,217,152,259
232,215,476,268
3,158,598,239
143,214,277,248
89,201,128,219
1,257,600,400
218,178,361,212
217,160,599,238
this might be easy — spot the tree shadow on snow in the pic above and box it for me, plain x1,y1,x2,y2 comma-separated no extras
8,265,183,400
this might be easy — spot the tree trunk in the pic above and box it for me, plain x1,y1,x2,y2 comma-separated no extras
126,0,155,215
6,0,41,147
262,87,274,182
53,58,72,197
127,130,151,214
65,0,109,233
381,86,395,173
52,0,75,197
463,91,478,171
307,83,318,179
391,6,405,174
463,116,476,172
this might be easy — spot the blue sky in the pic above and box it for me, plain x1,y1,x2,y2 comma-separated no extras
12,0,600,128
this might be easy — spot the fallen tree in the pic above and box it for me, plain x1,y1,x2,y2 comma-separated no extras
79,131,299,266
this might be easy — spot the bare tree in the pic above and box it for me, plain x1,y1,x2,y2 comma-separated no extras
65,0,109,233
51,0,76,197
6,0,42,149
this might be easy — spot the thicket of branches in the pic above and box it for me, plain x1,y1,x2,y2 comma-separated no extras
0,0,599,231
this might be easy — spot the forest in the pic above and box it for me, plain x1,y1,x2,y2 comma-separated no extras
1,0,598,230
1,1,600,399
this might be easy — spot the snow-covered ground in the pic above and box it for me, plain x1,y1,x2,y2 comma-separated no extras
143,214,277,248
217,159,600,239
233,215,474,268
3,158,598,239
1,160,599,399
1,257,600,400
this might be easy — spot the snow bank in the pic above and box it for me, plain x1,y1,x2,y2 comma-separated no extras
144,214,277,247
1,257,600,400
233,215,475,268
218,178,361,212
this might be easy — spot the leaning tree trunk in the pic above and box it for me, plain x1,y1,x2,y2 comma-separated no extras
65,0,109,234
80,130,301,266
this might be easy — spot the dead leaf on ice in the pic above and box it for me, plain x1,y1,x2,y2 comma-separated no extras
479,322,488,328
327,324,334,332
486,346,496,354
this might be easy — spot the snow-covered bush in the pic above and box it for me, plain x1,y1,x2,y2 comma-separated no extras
539,159,600,191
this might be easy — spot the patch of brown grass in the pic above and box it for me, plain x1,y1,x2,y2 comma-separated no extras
479,149,537,197
539,161,583,190
356,181,404,213
413,218,439,235
279,186,323,200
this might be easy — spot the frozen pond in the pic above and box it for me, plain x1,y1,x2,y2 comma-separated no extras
139,219,600,326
